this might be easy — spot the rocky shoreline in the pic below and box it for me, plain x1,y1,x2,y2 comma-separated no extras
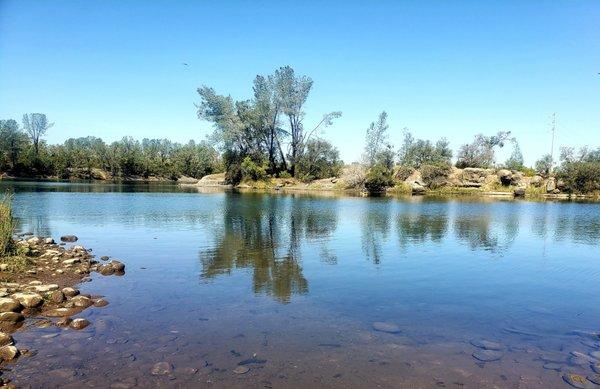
0,234,125,388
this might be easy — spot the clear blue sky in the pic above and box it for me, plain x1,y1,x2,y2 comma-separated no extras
1,0,598,165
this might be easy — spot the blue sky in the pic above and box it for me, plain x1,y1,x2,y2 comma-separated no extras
0,0,598,165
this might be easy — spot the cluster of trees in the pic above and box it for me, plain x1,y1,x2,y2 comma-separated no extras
0,115,220,179
196,66,343,184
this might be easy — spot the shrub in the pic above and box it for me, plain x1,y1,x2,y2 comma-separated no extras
395,165,415,181
558,162,600,193
277,171,292,179
535,154,553,176
364,164,394,194
0,193,14,257
296,138,342,181
420,163,452,189
343,164,367,189
240,157,268,181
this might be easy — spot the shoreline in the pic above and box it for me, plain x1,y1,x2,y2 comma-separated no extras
0,234,125,387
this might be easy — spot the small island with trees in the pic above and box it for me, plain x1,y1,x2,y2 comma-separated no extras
1,66,599,198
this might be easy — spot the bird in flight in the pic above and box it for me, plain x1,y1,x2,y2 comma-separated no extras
182,62,189,67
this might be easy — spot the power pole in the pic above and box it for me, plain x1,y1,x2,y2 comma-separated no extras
549,113,556,174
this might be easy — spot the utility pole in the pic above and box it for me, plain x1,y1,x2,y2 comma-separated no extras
549,113,556,174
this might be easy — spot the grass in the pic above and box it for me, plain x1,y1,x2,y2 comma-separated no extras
0,193,15,257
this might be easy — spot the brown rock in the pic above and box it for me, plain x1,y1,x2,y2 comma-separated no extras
50,290,65,304
0,345,19,361
0,312,24,323
69,318,90,330
0,332,14,347
62,287,79,297
0,297,21,312
94,298,109,307
11,292,44,308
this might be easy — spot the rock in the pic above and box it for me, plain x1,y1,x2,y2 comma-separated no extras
43,307,83,317
99,265,115,276
94,298,109,307
410,182,426,195
472,349,503,362
592,362,600,374
562,373,595,388
0,345,19,361
151,361,173,375
497,169,512,185
0,297,21,312
531,175,544,187
588,375,600,385
11,292,44,308
110,260,125,272
590,351,600,360
543,362,562,371
70,295,93,308
27,236,41,245
0,264,7,271
470,339,504,351
50,290,65,303
62,287,80,297
100,256,109,261
233,366,250,374
0,312,24,323
110,377,138,389
69,318,90,330
44,237,55,244
546,177,556,193
56,317,72,327
0,332,14,347
31,284,59,293
514,187,526,197
60,235,78,242
372,322,401,334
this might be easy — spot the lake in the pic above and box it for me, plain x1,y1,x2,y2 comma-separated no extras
2,180,600,388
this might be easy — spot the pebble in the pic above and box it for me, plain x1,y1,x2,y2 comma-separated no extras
234,366,250,374
151,361,173,375
50,290,65,303
0,332,14,347
470,339,504,351
69,318,90,330
0,312,24,323
472,349,504,362
0,297,21,312
372,322,401,334
562,373,596,389
0,345,19,361
100,256,110,261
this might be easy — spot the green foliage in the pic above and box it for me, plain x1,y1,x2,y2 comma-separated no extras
558,162,600,194
535,154,553,176
0,117,222,180
296,138,342,181
504,140,524,171
397,131,452,168
420,163,452,189
241,157,268,181
0,193,14,257
197,66,341,180
364,112,390,166
277,171,292,179
456,131,513,168
364,164,394,194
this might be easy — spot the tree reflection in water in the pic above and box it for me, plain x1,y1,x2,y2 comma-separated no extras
199,193,338,303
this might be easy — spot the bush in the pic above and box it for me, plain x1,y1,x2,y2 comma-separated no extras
420,163,452,189
343,164,367,189
0,193,14,257
364,164,394,194
296,138,342,181
558,162,600,193
395,165,415,181
240,157,268,181
277,171,292,179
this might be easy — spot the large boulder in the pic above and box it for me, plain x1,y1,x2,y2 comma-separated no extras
410,182,426,195
546,177,556,193
530,175,544,187
11,292,44,308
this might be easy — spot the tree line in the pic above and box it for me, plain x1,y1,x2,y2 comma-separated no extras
0,114,221,179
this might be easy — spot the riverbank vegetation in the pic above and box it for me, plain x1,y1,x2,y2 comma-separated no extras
0,194,14,258
2,66,600,195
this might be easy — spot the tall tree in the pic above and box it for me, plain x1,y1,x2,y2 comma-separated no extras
0,119,27,171
22,113,53,159
364,111,390,166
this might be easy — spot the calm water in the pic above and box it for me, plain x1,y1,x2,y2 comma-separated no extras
2,180,600,388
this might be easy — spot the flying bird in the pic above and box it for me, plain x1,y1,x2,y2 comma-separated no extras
182,62,189,67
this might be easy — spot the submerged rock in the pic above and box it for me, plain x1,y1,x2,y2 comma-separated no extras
151,361,173,375
372,322,401,334
472,349,503,362
543,363,562,371
470,339,504,351
233,366,250,374
69,318,90,330
60,235,78,242
562,373,595,389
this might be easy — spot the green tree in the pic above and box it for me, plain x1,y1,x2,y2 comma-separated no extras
397,130,452,168
22,113,53,159
0,119,27,172
296,138,342,181
504,140,524,171
456,131,513,168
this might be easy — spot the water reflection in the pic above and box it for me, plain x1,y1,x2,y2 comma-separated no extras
199,194,339,302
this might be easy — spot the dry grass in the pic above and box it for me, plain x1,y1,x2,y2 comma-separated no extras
0,193,15,257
